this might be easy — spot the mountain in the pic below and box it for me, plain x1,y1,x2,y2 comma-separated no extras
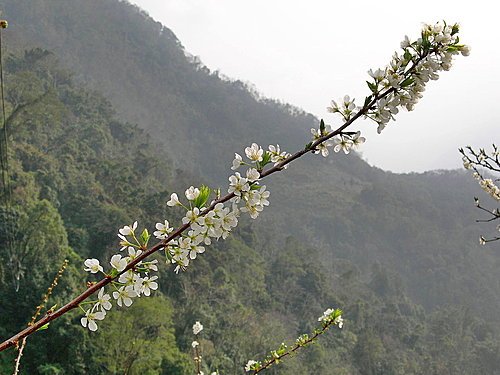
1,0,314,181
0,1,499,373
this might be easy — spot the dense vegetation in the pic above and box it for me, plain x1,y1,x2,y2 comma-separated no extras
0,1,498,373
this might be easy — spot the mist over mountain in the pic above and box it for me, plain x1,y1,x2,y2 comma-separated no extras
0,0,499,373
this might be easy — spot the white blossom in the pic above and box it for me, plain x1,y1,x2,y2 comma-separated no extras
228,172,250,196
218,206,238,232
126,247,143,262
193,321,203,335
119,221,137,236
244,143,263,162
327,99,340,114
185,186,201,201
84,258,103,274
350,131,366,149
351,21,470,134
318,308,343,328
368,68,386,81
182,207,200,224
335,315,344,328
268,144,281,161
231,153,243,170
318,308,335,323
135,275,158,296
154,220,173,239
170,245,190,274
118,269,140,285
113,285,138,307
268,144,290,165
479,178,500,200
333,135,353,154
245,360,258,372
167,193,182,207
142,259,158,272
400,35,411,48
96,288,112,311
110,254,127,272
189,242,205,260
246,168,260,182
81,309,106,331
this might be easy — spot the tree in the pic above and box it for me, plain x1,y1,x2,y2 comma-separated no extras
460,145,500,244
0,20,470,374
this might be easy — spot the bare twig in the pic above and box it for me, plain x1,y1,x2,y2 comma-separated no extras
13,259,69,375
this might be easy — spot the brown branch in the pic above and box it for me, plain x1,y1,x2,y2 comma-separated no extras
0,45,435,352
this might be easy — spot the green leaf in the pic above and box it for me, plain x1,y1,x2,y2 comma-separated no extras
140,228,150,247
421,37,431,51
400,77,414,88
363,96,372,108
366,81,377,93
193,185,211,208
404,50,413,62
109,268,118,278
37,323,50,331
260,151,272,167
319,119,325,134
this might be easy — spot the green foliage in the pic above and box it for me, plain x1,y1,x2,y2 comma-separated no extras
0,1,498,373
0,50,183,374
89,296,192,375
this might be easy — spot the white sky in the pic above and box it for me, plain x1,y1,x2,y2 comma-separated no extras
130,0,499,172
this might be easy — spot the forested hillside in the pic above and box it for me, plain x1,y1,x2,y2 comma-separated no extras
0,1,499,374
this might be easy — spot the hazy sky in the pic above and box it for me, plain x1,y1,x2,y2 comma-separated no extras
130,0,499,173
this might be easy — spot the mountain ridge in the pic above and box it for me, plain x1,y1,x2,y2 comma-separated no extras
0,0,496,318
0,1,499,372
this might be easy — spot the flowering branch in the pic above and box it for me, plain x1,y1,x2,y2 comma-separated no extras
0,21,469,352
460,144,500,244
244,308,343,374
191,321,204,375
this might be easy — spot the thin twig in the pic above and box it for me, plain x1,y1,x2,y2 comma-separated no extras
13,259,69,375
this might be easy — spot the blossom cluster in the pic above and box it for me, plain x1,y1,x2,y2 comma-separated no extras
158,142,285,274
477,178,500,201
310,119,366,157
81,222,158,331
461,146,500,201
366,22,469,133
80,141,287,329
165,143,282,273
323,22,470,139
318,307,344,328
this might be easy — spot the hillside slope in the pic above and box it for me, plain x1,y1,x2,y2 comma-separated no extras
0,46,498,374
1,0,498,337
